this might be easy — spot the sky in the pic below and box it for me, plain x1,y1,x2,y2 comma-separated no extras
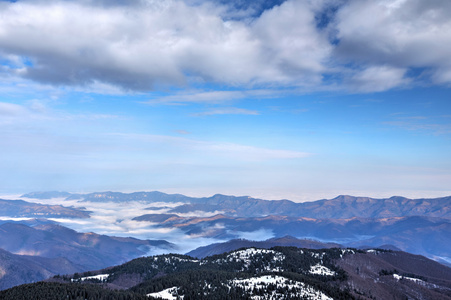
0,0,450,202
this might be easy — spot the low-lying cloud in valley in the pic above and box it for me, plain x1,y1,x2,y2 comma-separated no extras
0,195,232,254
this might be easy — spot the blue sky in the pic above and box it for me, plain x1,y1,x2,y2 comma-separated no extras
0,0,450,201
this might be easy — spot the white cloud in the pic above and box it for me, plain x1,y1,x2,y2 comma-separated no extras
346,65,409,92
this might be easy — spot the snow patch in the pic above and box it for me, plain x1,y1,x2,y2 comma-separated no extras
147,287,182,300
392,274,439,288
221,248,285,271
309,264,336,276
72,274,109,282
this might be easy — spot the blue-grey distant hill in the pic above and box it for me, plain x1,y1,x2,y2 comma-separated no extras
0,199,90,218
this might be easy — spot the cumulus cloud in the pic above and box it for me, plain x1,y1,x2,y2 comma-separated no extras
346,65,409,92
0,0,450,94
335,0,451,86
0,0,330,91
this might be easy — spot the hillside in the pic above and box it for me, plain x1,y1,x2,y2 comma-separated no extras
0,222,174,276
0,248,84,291
2,246,451,299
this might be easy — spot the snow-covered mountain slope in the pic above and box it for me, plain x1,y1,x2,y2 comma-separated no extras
3,246,450,300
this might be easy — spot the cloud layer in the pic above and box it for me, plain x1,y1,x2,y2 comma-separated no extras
1,0,449,93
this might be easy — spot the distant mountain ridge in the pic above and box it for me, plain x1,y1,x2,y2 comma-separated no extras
21,191,451,219
186,236,342,258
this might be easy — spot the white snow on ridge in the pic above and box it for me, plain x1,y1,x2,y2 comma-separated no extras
230,275,333,300
222,248,285,271
309,264,336,276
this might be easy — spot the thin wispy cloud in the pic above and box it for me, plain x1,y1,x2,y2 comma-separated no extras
384,113,451,135
113,133,310,161
146,89,278,105
175,129,191,135
0,100,120,126
147,91,248,105
384,121,451,135
192,107,259,116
